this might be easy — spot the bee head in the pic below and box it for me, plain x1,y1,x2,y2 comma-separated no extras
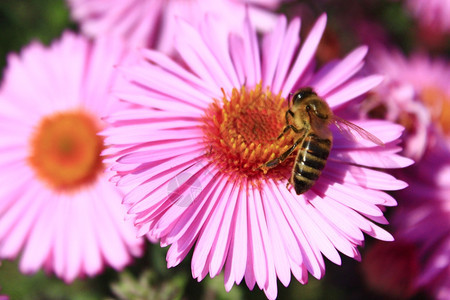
305,99,331,120
292,87,317,105
291,87,330,120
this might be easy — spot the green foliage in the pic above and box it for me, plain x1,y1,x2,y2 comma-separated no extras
108,270,186,300
0,0,75,73
0,260,102,300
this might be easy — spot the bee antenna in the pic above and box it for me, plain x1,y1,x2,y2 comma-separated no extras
287,92,293,108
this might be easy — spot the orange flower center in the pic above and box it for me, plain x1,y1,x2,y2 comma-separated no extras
28,110,105,192
421,86,450,136
202,83,295,182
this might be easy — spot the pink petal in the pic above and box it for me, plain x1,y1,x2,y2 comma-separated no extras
153,165,216,239
229,34,246,85
265,182,303,266
309,46,368,95
324,162,408,191
332,120,405,148
65,194,85,282
270,16,302,93
303,204,359,259
0,163,34,214
200,14,241,89
282,14,327,94
325,75,384,107
224,179,248,291
0,182,44,259
114,89,205,115
240,12,261,87
19,195,56,273
166,175,226,267
247,186,268,290
291,193,342,265
310,195,365,244
262,15,288,88
53,194,68,278
118,64,212,108
79,198,102,276
208,183,238,277
331,146,414,169
91,192,129,271
315,178,384,217
175,19,235,91
253,189,277,298
275,183,325,279
140,49,217,96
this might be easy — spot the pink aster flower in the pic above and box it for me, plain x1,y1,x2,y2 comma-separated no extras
361,48,450,161
392,141,450,300
103,13,412,299
0,32,143,282
66,0,284,53
404,0,450,33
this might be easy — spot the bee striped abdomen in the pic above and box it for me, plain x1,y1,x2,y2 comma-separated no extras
291,134,331,194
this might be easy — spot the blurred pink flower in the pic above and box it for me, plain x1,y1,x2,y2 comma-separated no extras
0,32,143,282
66,0,284,53
393,141,450,300
361,48,450,161
103,13,412,299
405,0,450,33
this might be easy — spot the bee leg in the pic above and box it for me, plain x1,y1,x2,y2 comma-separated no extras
286,182,291,191
264,134,306,168
277,123,302,140
284,109,294,125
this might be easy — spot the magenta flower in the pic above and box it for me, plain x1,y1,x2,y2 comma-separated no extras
393,141,450,300
66,0,284,52
103,13,412,298
0,32,143,282
361,48,450,160
405,0,450,33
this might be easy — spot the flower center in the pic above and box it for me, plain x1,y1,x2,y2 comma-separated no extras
202,83,295,181
28,110,105,192
421,86,450,136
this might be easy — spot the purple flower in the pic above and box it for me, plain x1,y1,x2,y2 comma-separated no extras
393,141,450,300
362,48,450,160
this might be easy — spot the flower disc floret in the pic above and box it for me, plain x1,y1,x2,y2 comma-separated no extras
202,83,295,179
28,110,105,192
421,86,450,136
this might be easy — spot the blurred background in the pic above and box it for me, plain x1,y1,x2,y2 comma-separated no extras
0,0,448,299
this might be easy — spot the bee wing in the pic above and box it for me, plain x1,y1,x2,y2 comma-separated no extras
333,115,385,146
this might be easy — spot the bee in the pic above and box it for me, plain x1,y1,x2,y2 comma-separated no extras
263,87,384,195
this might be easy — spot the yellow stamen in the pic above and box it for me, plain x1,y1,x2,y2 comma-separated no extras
202,83,295,183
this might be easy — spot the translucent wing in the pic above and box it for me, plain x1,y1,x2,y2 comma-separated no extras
333,115,384,146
